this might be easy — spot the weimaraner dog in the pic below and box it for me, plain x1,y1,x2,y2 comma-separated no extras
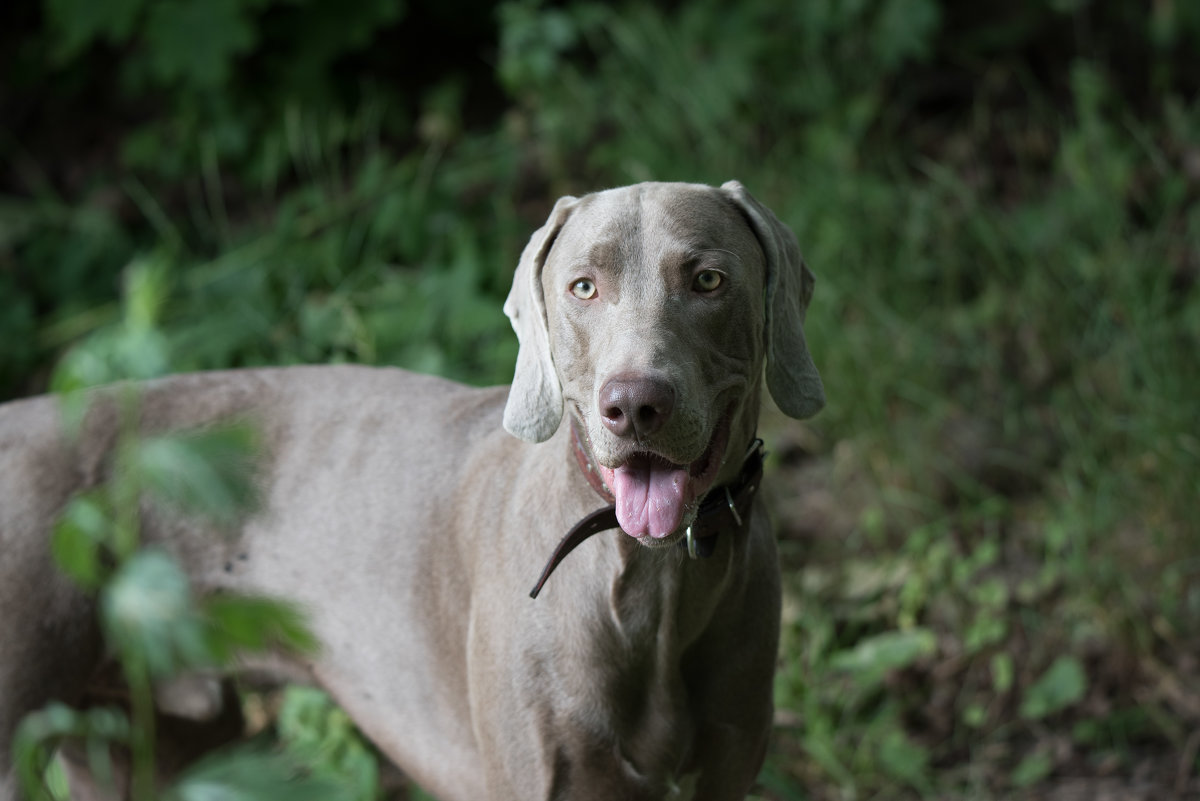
0,180,824,800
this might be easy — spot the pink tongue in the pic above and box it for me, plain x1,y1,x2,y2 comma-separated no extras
611,460,689,539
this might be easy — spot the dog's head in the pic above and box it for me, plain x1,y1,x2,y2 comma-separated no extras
503,181,824,546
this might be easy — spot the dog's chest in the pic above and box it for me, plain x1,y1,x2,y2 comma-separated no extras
590,567,711,790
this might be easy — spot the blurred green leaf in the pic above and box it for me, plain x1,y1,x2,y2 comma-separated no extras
51,492,113,589
102,549,210,677
801,718,853,788
50,339,119,397
44,0,146,60
48,255,174,398
51,325,171,399
168,744,356,801
829,628,936,687
497,0,580,91
964,610,1007,653
961,702,987,728
202,594,318,660
991,652,1015,694
133,423,260,525
1011,750,1055,788
13,703,130,801
277,688,379,801
876,727,931,793
141,0,257,89
1020,656,1088,720
125,256,171,333
873,0,941,67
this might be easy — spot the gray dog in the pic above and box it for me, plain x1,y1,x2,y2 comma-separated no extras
0,181,824,800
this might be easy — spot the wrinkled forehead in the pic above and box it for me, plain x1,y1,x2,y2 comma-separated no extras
549,184,764,274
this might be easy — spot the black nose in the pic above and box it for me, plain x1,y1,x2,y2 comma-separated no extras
599,374,676,438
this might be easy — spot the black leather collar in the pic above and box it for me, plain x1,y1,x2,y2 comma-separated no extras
529,438,765,599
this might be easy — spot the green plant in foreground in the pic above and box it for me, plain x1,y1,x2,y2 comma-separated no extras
276,687,386,800
12,260,348,801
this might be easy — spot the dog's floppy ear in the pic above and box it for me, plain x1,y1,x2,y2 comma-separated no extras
721,180,825,419
503,195,578,442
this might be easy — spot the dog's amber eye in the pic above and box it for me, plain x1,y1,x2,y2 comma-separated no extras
570,279,597,300
693,270,723,292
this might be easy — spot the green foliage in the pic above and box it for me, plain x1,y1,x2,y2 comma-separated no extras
51,492,113,589
15,276,324,800
276,688,381,801
167,745,356,801
103,549,212,678
133,426,261,526
13,704,130,801
498,0,943,183
1019,657,1088,722
202,596,318,663
41,0,404,142
1009,749,1054,789
829,628,936,675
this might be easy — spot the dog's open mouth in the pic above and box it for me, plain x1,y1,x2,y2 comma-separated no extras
596,416,731,541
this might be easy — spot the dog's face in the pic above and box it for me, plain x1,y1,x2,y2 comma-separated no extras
542,184,765,546
503,181,824,548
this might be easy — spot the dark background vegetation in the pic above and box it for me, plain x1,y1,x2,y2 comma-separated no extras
2,0,1198,798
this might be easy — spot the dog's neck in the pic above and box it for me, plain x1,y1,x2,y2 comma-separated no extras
588,437,766,784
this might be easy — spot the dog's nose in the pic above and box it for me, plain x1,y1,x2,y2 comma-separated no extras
599,374,675,438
